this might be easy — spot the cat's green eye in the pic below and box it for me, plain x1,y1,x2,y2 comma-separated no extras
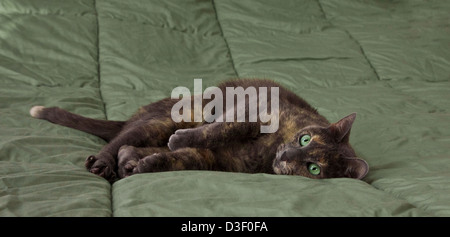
308,163,321,176
299,134,311,147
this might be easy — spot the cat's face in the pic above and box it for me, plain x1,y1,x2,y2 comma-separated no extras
273,113,369,179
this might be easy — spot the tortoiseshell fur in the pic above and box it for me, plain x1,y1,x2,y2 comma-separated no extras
30,79,368,183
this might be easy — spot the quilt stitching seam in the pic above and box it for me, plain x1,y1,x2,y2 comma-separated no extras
93,0,113,217
317,0,437,216
211,0,239,78
316,0,381,81
93,0,108,121
342,29,382,81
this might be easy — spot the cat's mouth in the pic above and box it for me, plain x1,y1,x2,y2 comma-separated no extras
275,143,287,157
273,144,291,175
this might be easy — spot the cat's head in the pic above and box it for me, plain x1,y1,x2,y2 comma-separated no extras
273,113,369,180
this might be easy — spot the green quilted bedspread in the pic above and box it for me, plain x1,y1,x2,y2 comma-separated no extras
0,0,449,216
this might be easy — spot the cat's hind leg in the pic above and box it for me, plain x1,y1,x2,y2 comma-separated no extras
122,148,216,177
86,118,177,182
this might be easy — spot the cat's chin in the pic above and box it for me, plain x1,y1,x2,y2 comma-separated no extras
272,161,286,175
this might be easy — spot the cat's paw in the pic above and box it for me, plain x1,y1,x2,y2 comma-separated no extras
168,128,198,151
134,153,169,173
117,145,141,178
85,155,117,183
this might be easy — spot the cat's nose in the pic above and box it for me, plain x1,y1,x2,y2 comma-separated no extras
279,150,292,161
279,149,297,161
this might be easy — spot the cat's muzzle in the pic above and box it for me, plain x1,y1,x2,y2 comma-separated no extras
273,144,293,175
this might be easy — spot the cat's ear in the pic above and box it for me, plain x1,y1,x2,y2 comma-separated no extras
344,157,369,179
328,113,356,143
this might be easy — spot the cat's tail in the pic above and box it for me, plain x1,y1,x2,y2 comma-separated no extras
30,106,125,142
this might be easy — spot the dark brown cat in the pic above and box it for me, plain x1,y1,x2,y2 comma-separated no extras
30,79,368,183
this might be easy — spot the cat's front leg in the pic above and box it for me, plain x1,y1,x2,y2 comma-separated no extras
168,122,261,151
117,146,170,178
129,148,215,175
167,127,205,151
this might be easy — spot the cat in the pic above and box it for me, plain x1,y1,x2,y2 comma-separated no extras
29,79,369,183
